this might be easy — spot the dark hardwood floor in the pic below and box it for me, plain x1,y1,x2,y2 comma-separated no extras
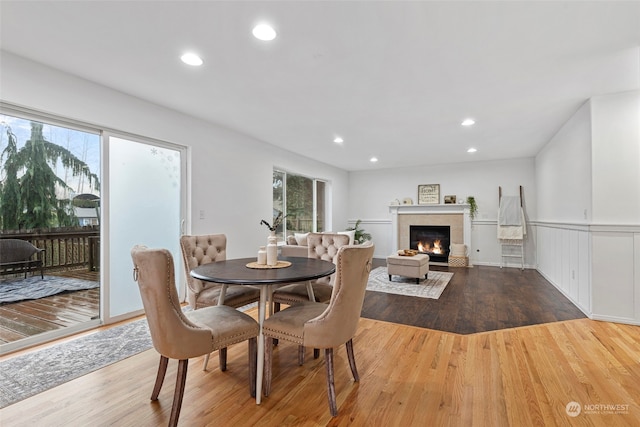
1,259,586,346
363,259,586,334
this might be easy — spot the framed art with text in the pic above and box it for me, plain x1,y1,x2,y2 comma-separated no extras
418,184,440,204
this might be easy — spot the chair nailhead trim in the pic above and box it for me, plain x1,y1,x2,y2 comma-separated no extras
263,328,304,344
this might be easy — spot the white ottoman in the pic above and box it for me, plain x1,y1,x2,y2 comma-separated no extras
386,253,430,284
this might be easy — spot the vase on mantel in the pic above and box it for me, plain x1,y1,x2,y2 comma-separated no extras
266,232,278,266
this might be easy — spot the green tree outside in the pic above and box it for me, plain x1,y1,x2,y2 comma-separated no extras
0,121,99,230
0,126,21,229
286,174,313,233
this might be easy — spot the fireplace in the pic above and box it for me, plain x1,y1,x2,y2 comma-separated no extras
390,204,471,265
410,225,451,263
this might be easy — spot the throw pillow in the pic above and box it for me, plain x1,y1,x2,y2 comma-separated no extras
294,232,309,246
338,230,356,245
449,243,467,256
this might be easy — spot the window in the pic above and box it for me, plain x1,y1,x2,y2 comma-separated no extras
273,169,327,241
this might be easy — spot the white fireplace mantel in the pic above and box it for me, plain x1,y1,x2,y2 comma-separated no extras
389,204,472,258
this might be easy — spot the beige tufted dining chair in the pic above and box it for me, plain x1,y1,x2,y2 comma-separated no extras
131,245,259,427
271,233,350,361
180,234,260,309
263,243,375,417
180,234,261,370
272,232,349,310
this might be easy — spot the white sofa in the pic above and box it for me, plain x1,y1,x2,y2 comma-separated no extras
280,230,355,258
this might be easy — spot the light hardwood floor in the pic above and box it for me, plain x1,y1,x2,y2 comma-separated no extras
1,307,639,426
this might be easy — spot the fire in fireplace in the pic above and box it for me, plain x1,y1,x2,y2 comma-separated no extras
410,225,451,263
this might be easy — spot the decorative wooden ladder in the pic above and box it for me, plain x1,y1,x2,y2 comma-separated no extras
498,186,525,270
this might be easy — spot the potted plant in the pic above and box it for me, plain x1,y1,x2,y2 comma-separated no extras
466,196,478,220
346,219,372,244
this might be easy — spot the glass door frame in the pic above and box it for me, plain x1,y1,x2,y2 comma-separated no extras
101,131,189,324
0,103,190,352
0,104,104,354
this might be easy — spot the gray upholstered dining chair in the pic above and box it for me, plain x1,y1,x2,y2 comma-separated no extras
180,234,261,369
131,245,259,427
263,243,375,417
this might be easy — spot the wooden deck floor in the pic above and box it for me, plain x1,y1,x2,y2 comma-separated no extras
0,270,99,344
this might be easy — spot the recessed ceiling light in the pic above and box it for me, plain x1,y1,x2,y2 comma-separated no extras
370,157,378,163
252,24,277,41
334,136,344,144
180,52,203,66
461,118,475,126
467,148,477,153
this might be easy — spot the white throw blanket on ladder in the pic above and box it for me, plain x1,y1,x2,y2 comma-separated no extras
498,196,526,240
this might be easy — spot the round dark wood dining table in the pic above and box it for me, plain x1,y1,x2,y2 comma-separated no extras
190,256,336,404
190,256,335,285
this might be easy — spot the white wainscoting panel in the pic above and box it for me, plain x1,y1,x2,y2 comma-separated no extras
471,220,536,268
578,231,591,312
347,219,392,259
591,230,636,323
536,223,591,316
537,222,640,325
468,221,501,266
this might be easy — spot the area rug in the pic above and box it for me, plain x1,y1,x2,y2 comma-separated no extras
0,302,256,408
366,267,453,299
0,275,100,304
0,318,151,408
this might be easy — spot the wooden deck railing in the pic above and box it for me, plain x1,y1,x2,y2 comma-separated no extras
0,226,100,272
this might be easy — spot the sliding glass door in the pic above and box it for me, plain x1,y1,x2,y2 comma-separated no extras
0,111,101,354
0,109,187,352
106,135,185,320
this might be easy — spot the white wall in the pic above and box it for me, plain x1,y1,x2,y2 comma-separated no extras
0,52,349,260
535,100,592,223
4,50,639,326
348,158,536,264
591,91,640,224
589,91,640,324
535,90,640,325
534,98,594,316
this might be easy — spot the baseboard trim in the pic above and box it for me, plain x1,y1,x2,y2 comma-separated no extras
471,261,536,269
591,314,640,326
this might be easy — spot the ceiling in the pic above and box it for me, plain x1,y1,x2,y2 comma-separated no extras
1,1,639,171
